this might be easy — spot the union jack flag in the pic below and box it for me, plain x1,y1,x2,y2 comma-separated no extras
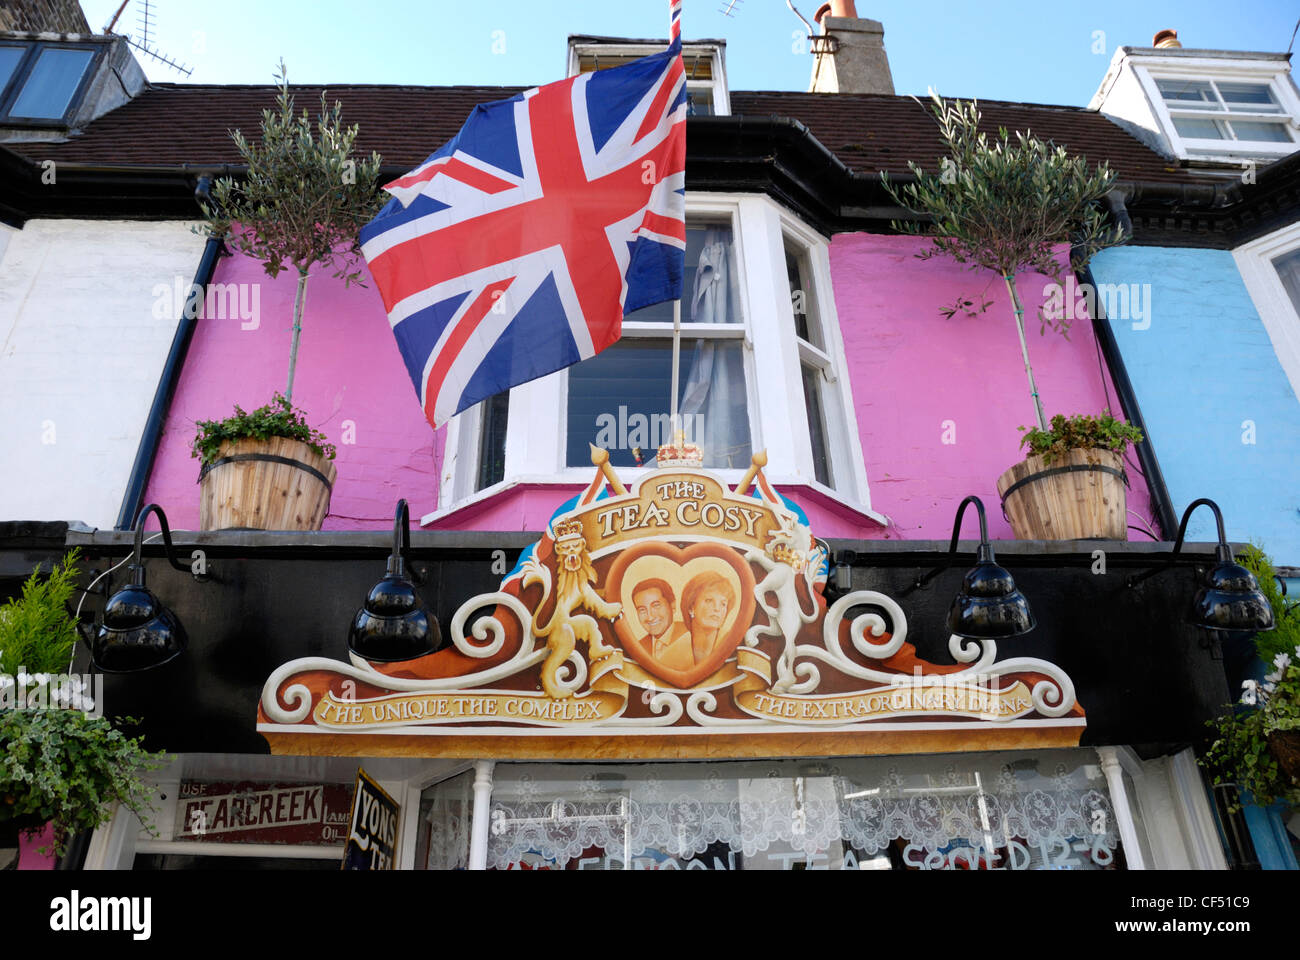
361,3,687,429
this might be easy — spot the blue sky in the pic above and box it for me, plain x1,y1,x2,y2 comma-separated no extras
80,0,1296,106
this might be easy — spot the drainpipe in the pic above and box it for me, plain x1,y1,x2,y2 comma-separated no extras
114,176,223,530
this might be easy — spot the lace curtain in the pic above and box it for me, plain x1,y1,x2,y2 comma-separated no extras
419,771,473,870
485,750,1121,870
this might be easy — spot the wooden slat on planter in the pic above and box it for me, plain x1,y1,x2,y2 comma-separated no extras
997,448,1126,540
200,436,337,531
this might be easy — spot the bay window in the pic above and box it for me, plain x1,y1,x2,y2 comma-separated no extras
431,194,877,526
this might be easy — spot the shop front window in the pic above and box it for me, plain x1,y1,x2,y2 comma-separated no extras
484,751,1125,870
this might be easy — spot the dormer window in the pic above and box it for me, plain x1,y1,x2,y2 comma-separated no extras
567,37,729,116
0,40,100,125
1154,77,1294,148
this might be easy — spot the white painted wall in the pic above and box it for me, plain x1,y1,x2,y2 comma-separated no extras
1090,55,1172,157
0,219,206,528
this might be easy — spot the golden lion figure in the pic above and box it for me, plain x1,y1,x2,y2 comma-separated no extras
531,521,621,699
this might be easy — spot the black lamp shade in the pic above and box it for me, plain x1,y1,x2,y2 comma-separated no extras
348,572,440,662
1191,559,1276,633
946,549,1036,639
94,581,187,672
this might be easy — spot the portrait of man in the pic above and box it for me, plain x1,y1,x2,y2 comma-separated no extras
681,571,735,665
632,578,692,671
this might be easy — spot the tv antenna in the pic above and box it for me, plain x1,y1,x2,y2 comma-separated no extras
786,0,837,54
104,0,193,78
718,0,743,16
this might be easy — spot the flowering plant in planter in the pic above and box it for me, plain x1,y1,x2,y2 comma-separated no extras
191,392,336,468
0,553,166,856
1018,412,1144,466
1203,546,1300,811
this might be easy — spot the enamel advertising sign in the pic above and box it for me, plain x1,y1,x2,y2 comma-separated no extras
258,451,1084,759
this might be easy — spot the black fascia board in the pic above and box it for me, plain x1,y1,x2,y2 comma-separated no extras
5,120,1296,246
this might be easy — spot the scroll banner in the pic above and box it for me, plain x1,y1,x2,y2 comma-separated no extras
314,657,631,729
259,463,1084,756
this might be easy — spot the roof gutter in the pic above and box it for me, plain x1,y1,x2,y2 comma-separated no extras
114,175,223,530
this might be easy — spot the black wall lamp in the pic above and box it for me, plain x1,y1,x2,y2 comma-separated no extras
348,499,443,662
92,504,195,672
1127,498,1275,633
905,495,1035,639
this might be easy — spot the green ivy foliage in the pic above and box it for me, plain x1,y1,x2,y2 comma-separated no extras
1235,546,1300,667
1018,412,1143,466
1203,661,1300,812
0,550,80,676
191,392,336,467
1202,545,1300,811
0,709,166,855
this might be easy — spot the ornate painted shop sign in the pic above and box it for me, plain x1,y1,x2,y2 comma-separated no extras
259,450,1084,759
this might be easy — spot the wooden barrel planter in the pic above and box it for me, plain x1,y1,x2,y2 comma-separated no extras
199,436,336,531
996,447,1127,540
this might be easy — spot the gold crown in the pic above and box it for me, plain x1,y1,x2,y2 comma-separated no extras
657,440,703,468
553,519,584,543
771,543,806,572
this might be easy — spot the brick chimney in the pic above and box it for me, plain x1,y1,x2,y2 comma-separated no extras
0,0,91,33
809,2,894,95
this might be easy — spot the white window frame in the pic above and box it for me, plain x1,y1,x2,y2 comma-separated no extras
565,40,730,116
1132,58,1300,162
429,193,880,527
1233,220,1300,404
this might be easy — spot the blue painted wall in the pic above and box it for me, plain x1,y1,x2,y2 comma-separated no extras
1092,246,1300,565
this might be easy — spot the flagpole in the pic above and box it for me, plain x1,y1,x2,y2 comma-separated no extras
670,298,682,444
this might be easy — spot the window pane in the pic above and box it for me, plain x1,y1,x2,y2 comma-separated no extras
1227,120,1293,143
802,363,832,486
686,88,714,117
1271,248,1300,318
475,390,510,491
1218,82,1281,112
626,224,742,325
0,46,26,96
1171,116,1229,140
9,47,94,119
568,338,751,469
784,242,825,348
1157,79,1218,109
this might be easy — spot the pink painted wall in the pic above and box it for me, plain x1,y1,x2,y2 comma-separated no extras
143,254,444,529
830,233,1154,540
17,824,55,869
145,232,1153,541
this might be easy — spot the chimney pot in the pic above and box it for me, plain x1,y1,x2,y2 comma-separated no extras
1152,29,1182,49
814,1,858,27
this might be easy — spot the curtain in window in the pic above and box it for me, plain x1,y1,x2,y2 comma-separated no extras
679,228,751,467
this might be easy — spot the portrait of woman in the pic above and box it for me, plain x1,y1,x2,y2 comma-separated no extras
681,571,736,665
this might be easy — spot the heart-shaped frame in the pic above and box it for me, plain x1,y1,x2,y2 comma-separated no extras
606,540,756,689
